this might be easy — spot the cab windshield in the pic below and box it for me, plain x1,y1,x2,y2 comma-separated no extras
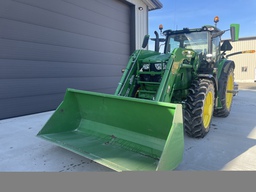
166,31,209,55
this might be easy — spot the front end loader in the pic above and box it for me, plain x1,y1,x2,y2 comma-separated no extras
37,17,253,171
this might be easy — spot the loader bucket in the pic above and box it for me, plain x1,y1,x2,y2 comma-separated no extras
37,88,184,171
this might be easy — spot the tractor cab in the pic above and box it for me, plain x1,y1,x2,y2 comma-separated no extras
148,19,239,75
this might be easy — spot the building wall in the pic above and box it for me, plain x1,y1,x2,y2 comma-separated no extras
126,0,149,49
225,37,256,82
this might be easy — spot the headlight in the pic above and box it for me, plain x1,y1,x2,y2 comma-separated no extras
154,63,166,70
142,63,166,71
142,64,150,70
154,63,162,70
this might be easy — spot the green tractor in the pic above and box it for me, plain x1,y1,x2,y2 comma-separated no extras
116,17,240,138
37,18,242,171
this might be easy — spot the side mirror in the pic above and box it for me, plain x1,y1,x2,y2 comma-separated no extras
230,24,240,42
142,35,149,48
221,40,233,51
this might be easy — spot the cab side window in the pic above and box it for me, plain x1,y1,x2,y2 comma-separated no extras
212,36,221,63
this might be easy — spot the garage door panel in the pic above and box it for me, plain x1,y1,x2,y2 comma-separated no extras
0,19,130,55
0,82,118,119
0,94,64,120
0,60,124,79
0,0,130,43
0,0,132,119
0,77,121,100
0,39,129,65
64,0,130,24
12,0,130,26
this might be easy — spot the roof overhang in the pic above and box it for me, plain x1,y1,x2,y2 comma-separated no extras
142,0,163,11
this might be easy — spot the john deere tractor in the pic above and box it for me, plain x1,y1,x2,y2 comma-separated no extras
37,17,250,171
115,17,240,138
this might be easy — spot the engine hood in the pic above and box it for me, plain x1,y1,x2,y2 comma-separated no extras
142,53,171,63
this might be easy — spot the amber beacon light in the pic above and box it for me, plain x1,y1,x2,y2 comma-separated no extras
214,16,219,23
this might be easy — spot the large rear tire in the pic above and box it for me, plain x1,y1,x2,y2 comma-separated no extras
213,65,234,117
184,79,215,138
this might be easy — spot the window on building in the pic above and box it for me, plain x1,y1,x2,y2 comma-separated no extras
242,66,248,72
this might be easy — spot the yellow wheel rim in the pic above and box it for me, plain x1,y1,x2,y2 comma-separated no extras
203,91,214,128
226,73,234,110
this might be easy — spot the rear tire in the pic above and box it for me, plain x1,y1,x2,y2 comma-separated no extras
213,65,234,117
184,79,215,138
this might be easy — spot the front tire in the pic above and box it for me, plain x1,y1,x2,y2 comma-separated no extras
184,79,215,138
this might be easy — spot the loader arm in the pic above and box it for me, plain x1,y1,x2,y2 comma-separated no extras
115,48,197,104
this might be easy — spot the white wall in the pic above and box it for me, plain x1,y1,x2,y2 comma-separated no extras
125,0,148,49
226,38,256,82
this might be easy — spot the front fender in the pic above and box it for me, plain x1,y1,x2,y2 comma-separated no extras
217,60,235,79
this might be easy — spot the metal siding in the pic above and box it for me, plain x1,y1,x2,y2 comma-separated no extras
226,38,256,82
0,0,132,119
126,0,148,48
135,3,148,49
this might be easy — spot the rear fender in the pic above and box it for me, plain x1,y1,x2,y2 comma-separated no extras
217,60,235,79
